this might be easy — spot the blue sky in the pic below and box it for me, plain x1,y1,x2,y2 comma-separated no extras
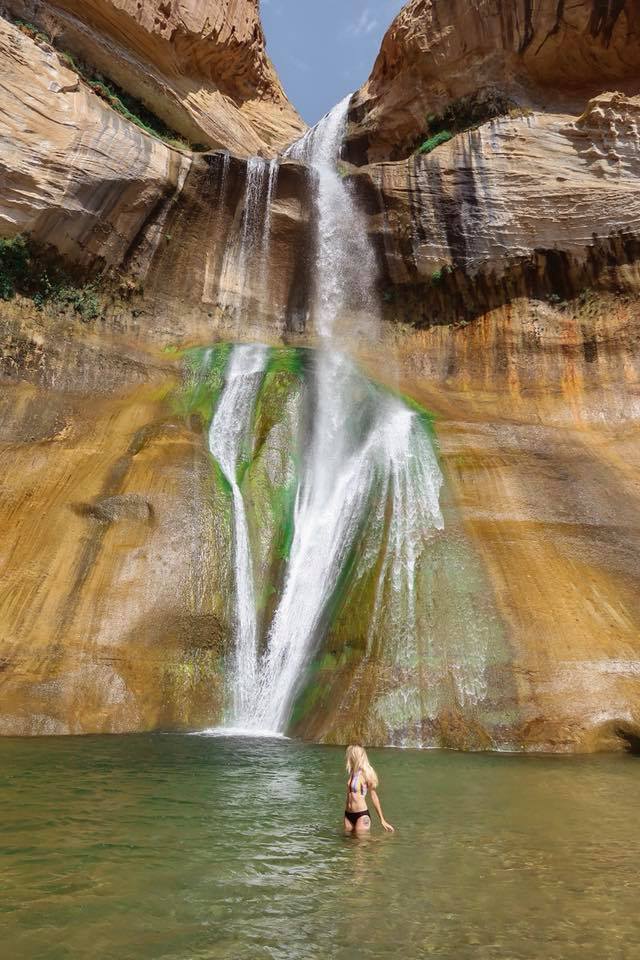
261,1,406,125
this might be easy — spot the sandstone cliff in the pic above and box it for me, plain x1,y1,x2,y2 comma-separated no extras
0,17,191,268
340,0,640,328
357,91,640,327
347,0,640,163
0,12,306,280
1,1,640,751
3,0,303,155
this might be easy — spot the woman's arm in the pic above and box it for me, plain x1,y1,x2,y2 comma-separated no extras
369,788,394,832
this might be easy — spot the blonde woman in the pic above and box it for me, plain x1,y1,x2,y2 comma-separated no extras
344,744,395,834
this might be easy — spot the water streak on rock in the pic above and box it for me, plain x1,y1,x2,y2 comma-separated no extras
208,345,268,719
219,157,279,319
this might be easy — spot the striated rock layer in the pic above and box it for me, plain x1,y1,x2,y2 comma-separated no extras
0,18,191,268
3,0,304,155
347,0,640,164
359,92,640,327
0,14,307,293
0,2,640,749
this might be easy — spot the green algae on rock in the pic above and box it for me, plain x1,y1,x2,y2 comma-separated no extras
174,343,515,748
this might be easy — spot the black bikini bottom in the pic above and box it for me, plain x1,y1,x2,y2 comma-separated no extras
345,809,370,826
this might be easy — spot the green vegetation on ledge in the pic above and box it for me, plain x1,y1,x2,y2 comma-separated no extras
416,89,527,156
0,235,101,319
417,130,453,156
430,265,453,285
12,19,203,152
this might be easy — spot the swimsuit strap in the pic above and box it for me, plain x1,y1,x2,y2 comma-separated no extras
349,770,367,796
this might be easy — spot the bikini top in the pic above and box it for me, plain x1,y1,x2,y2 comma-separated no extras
349,770,368,797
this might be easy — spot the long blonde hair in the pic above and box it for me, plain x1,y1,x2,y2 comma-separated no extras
345,744,378,789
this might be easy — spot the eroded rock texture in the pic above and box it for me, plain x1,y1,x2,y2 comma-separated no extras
3,0,303,154
0,18,191,267
347,0,640,163
0,298,233,734
1,1,640,748
359,93,640,326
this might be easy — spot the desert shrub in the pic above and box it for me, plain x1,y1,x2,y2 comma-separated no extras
417,130,453,155
0,236,31,300
13,19,49,43
84,74,191,150
0,235,102,319
415,90,523,156
430,265,453,286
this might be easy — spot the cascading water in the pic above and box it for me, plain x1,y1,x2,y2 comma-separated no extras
251,385,444,734
218,157,279,318
202,97,446,737
208,344,268,722
203,152,231,303
285,96,379,342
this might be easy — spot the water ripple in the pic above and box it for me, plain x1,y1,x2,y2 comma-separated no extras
2,737,639,959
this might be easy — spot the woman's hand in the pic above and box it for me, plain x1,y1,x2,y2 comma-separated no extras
369,789,395,832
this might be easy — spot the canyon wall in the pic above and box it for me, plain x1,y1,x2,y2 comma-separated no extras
0,17,191,269
346,0,640,164
3,0,303,155
1,1,639,749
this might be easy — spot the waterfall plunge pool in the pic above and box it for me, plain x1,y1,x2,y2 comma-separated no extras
2,734,638,959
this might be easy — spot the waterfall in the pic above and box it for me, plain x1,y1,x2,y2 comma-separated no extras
206,96,444,738
218,157,279,318
258,159,279,293
208,344,268,721
249,99,441,733
285,97,379,342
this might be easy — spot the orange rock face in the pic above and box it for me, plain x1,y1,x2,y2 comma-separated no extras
348,0,640,163
4,0,304,154
0,18,191,267
1,1,640,749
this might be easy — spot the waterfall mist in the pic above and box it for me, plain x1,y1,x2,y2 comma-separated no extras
205,96,446,739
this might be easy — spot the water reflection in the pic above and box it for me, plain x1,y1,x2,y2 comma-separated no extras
1,736,639,959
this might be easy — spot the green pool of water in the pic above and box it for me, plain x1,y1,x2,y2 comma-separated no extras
2,736,638,959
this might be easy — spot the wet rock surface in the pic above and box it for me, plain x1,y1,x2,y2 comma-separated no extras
0,1,639,748
75,493,155,524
